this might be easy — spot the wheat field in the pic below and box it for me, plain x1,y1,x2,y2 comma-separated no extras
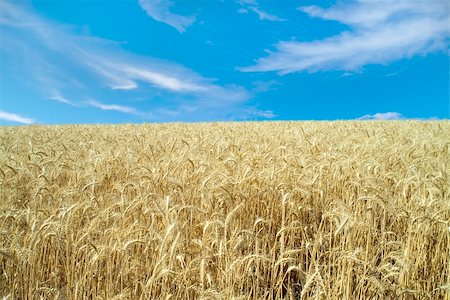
1,121,449,299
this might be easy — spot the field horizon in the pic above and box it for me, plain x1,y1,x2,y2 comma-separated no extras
1,121,449,299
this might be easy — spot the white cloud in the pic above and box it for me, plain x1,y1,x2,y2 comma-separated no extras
114,65,208,92
0,110,35,124
138,0,195,32
300,1,448,29
242,0,449,73
50,91,143,115
49,90,78,106
0,2,205,96
237,0,284,22
75,48,210,93
358,112,404,120
254,110,277,118
358,112,444,120
248,6,285,22
1,1,271,121
85,100,138,114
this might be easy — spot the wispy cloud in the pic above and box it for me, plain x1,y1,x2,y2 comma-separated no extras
254,109,277,119
49,90,79,106
138,0,195,32
358,112,404,120
0,110,35,124
237,0,285,22
358,112,444,120
50,92,141,115
85,100,138,114
83,56,211,93
1,1,269,121
242,0,449,73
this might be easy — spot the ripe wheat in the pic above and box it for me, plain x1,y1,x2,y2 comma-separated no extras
0,121,449,299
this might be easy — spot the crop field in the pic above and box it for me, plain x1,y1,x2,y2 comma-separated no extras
1,121,449,299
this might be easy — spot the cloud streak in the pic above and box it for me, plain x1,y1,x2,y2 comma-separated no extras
242,0,449,74
358,112,404,120
138,0,195,32
0,110,35,124
49,90,79,106
85,100,139,114
237,0,285,22
1,1,270,121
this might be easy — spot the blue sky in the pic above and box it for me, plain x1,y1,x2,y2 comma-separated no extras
0,0,449,124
